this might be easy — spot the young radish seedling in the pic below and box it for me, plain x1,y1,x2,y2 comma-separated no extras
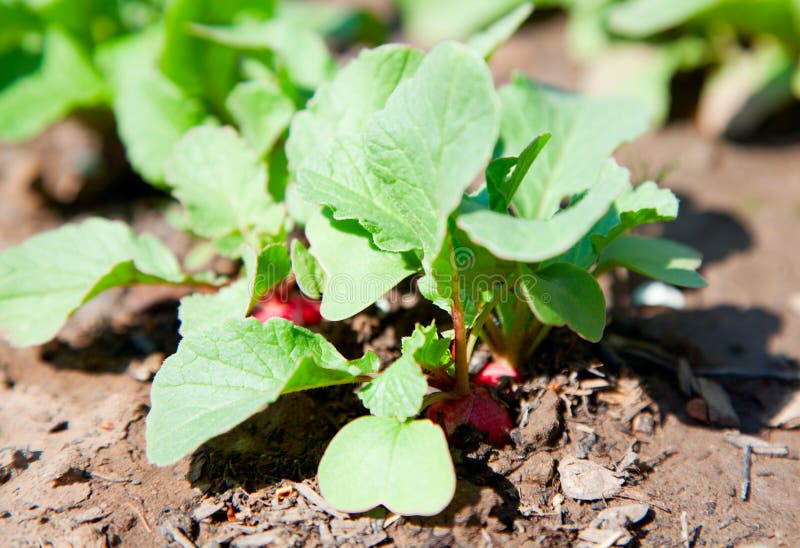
0,40,705,518
287,41,705,512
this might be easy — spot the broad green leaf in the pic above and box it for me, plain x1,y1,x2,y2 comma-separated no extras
499,75,649,219
0,27,106,142
251,244,291,298
364,41,499,256
94,26,164,94
226,78,295,157
114,74,207,187
318,416,456,516
560,180,679,268
518,263,606,342
607,0,719,37
300,42,500,261
398,0,528,45
402,322,452,369
596,236,707,288
457,159,630,263
290,239,325,300
467,2,533,59
178,279,251,337
165,126,274,240
359,356,427,420
580,41,704,126
190,18,334,90
486,134,551,213
179,243,290,336
160,0,273,109
147,317,378,465
287,44,423,172
0,218,185,346
697,40,795,138
602,181,678,241
305,209,418,321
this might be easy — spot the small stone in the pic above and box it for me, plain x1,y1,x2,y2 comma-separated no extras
558,458,623,501
632,413,655,435
685,397,709,423
509,453,556,508
632,281,686,309
127,352,164,382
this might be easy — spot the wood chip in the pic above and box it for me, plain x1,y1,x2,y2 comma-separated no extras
290,481,348,519
722,432,789,456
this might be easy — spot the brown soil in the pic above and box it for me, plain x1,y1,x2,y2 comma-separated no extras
2,14,800,548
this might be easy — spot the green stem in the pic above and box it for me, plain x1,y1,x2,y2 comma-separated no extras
466,294,500,360
521,324,552,363
504,296,530,367
482,314,505,354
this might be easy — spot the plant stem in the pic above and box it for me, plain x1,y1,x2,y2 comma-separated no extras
467,294,500,359
504,296,530,367
521,323,552,363
482,314,505,355
451,269,470,396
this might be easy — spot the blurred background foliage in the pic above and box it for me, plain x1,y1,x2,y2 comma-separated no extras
1,0,798,174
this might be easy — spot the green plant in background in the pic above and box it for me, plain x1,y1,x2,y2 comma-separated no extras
0,0,384,186
400,0,800,136
560,0,800,136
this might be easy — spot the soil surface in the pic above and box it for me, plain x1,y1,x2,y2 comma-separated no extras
2,13,800,548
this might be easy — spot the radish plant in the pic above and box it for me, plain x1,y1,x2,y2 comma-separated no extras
0,41,705,517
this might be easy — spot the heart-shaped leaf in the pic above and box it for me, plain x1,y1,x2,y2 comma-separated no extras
318,417,456,516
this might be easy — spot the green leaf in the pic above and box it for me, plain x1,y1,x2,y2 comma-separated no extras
114,74,207,187
458,159,630,263
398,0,529,45
697,39,795,138
596,236,707,288
402,322,452,369
178,279,251,337
560,180,679,268
147,317,378,465
252,244,291,297
165,125,275,240
159,0,273,109
467,2,533,59
607,0,719,37
178,244,290,336
359,356,427,420
0,218,186,347
287,44,424,174
190,18,334,90
499,75,649,219
0,27,106,142
226,77,295,157
299,42,500,261
518,263,606,342
364,41,499,256
318,416,456,516
290,239,325,300
305,209,418,321
486,133,550,212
